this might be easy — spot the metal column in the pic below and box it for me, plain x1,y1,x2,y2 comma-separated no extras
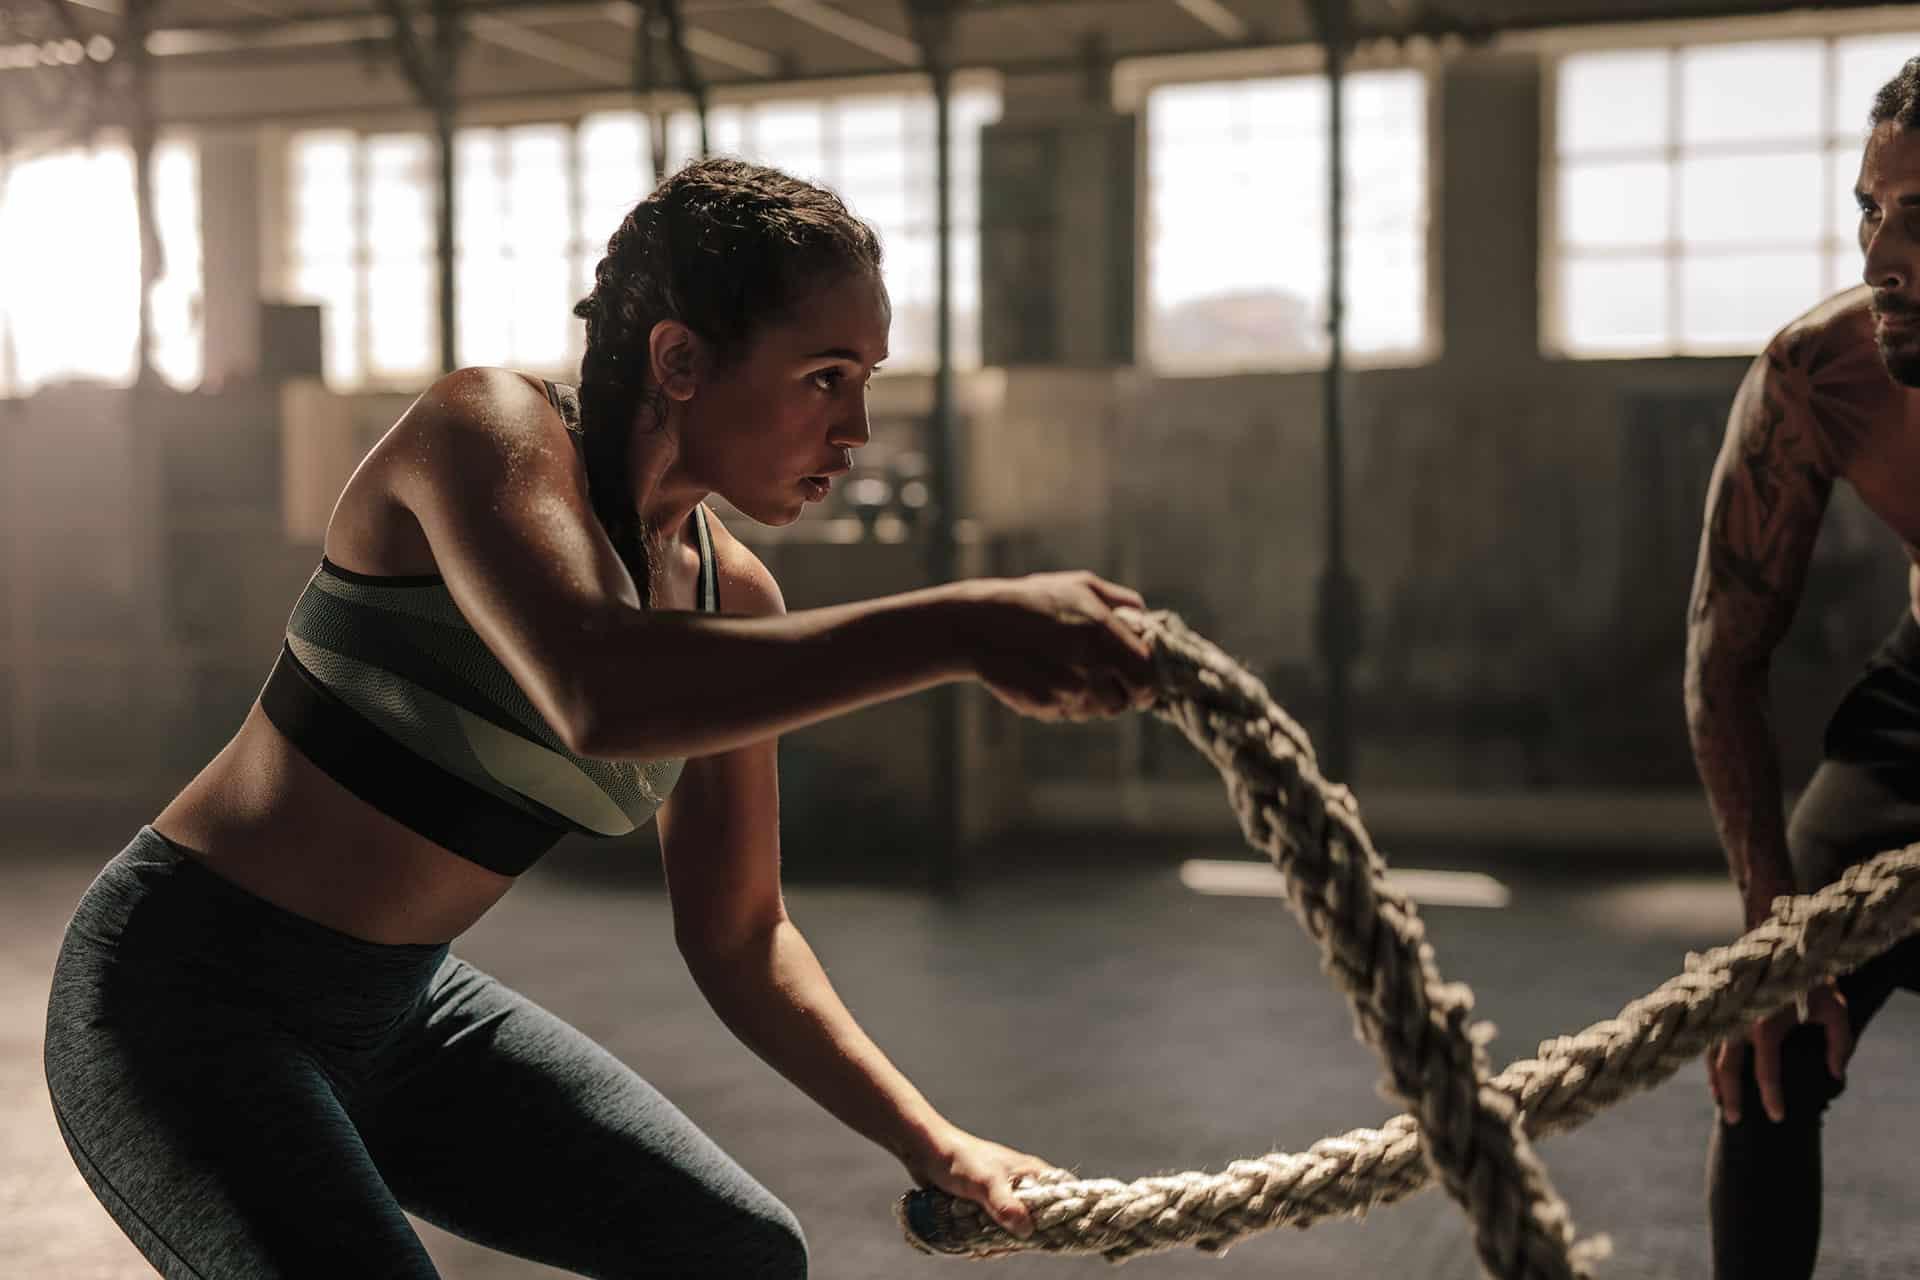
1310,0,1358,783
377,0,463,374
907,0,959,893
124,0,159,384
660,0,709,157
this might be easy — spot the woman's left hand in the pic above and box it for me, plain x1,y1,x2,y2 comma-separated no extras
904,1125,1063,1240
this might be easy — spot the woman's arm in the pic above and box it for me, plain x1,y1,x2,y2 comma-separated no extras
655,538,1049,1237
381,369,1149,762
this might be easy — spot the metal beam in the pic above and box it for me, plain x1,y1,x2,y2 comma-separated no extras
1172,0,1248,42
1307,0,1356,785
903,0,959,893
125,0,159,383
598,4,777,76
635,0,668,176
373,0,436,96
468,11,628,80
147,15,386,54
132,0,773,78
659,0,712,137
768,0,917,65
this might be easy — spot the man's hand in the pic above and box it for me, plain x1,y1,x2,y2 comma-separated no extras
1708,979,1851,1124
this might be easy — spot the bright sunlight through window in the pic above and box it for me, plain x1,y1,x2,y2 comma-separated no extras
0,139,201,396
1549,34,1920,357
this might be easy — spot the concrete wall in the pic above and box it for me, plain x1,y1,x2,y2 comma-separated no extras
0,380,303,836
971,51,1909,803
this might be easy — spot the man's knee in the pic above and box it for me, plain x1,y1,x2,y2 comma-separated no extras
1728,1022,1846,1130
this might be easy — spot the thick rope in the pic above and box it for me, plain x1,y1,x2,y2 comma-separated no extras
896,610,1920,1268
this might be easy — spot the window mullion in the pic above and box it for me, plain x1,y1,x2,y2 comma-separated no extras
1667,47,1683,351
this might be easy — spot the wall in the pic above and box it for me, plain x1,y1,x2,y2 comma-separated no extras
0,380,305,838
971,50,1909,806
7,45,1908,859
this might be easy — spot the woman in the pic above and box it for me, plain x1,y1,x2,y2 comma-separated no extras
43,156,1156,1279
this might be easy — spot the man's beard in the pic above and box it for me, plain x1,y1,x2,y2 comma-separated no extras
1877,326,1920,385
1875,295,1920,385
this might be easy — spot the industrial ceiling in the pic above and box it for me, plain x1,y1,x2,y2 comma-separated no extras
3,0,1917,128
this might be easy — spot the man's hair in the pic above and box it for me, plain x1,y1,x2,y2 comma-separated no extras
571,156,882,604
1870,56,1920,128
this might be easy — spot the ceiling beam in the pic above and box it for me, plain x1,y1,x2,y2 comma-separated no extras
140,0,765,78
598,3,778,76
765,0,917,64
42,0,1920,82
1172,0,1248,42
468,11,627,79
145,12,383,53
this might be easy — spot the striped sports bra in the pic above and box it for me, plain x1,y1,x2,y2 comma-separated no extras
258,380,719,876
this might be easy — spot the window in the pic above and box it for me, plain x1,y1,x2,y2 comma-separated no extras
286,87,999,390
588,87,1000,370
287,131,437,389
458,125,578,373
1146,70,1429,373
1549,34,1920,357
0,138,201,396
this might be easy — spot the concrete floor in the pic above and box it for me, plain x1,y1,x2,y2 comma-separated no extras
6,836,1920,1280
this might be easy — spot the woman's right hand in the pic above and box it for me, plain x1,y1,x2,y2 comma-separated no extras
958,572,1159,722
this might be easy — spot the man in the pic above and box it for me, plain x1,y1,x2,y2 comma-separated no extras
1688,55,1920,1280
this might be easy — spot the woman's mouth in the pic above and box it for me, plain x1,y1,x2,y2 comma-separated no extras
802,475,833,501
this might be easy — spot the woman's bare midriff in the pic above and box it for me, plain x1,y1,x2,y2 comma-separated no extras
152,704,519,946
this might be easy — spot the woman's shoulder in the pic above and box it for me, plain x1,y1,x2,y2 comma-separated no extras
408,367,561,428
367,368,588,528
699,506,785,618
380,368,578,467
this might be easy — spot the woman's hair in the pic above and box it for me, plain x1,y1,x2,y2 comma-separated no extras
571,155,883,605
1871,57,1920,128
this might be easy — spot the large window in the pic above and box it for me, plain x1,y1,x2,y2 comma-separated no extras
1146,70,1429,373
285,87,998,391
1549,34,1919,357
0,138,201,396
458,125,577,375
287,132,438,389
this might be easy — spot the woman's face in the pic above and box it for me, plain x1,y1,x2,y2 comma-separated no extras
679,268,891,526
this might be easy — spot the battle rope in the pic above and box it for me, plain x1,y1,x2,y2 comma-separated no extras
896,610,1920,1272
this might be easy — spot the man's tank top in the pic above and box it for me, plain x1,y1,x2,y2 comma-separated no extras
257,380,719,876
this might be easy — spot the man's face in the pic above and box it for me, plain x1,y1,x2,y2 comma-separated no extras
1857,121,1920,385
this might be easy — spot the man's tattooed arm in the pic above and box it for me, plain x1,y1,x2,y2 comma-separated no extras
1685,338,1836,926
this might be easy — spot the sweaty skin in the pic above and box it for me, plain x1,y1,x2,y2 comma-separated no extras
1686,121,1920,1125
150,371,728,946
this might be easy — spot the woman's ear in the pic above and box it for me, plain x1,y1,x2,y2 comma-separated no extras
647,319,703,401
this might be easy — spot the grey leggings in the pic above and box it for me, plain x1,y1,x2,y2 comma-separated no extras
43,827,807,1279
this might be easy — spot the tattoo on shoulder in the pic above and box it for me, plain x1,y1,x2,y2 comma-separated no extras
1690,349,1835,622
1765,322,1878,470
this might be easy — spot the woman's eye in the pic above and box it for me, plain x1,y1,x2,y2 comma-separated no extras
810,370,842,392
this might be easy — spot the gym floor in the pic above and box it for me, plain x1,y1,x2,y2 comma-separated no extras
6,834,1919,1279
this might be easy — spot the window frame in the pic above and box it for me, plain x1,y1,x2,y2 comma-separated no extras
1541,31,1911,360
281,76,1001,394
1121,47,1438,378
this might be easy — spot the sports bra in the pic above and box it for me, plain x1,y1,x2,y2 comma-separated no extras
258,379,720,876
